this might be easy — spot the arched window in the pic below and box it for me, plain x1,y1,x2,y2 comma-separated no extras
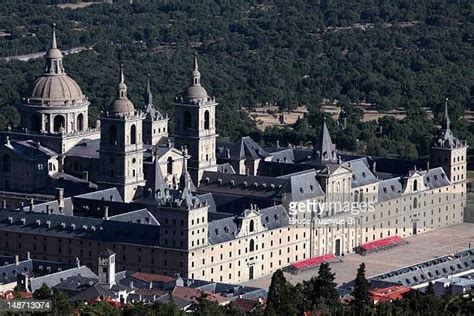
413,197,418,209
167,157,173,175
130,124,136,144
109,125,117,145
77,113,84,131
249,220,255,232
53,115,65,132
204,110,210,129
184,111,191,129
249,239,255,252
3,154,11,172
354,191,359,203
413,179,418,192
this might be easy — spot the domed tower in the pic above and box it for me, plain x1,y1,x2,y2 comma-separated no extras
173,55,218,184
98,65,145,202
430,98,468,184
20,23,89,135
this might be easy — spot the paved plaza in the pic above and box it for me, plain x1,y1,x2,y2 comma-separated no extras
243,223,474,289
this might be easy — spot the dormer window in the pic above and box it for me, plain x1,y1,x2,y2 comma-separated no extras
362,172,366,178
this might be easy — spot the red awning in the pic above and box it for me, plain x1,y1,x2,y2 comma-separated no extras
291,254,337,270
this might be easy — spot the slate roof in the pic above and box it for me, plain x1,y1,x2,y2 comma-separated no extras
108,209,159,225
21,197,74,215
370,248,473,287
268,148,295,164
53,275,97,293
217,137,270,160
277,170,325,201
3,139,58,160
75,188,123,202
0,257,77,285
199,171,287,199
66,139,100,159
216,163,236,174
378,167,450,202
422,167,451,189
378,177,404,202
30,265,97,292
69,284,115,301
258,160,315,177
207,205,289,245
313,120,337,163
344,158,378,188
0,209,160,246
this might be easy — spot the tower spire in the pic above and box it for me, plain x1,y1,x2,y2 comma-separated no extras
442,97,450,130
117,64,127,99
193,53,199,72
144,74,153,107
190,53,201,87
313,117,337,164
44,23,64,75
51,22,57,49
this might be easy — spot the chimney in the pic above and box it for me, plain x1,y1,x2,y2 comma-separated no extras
56,188,64,208
427,161,430,171
15,255,19,265
372,161,377,175
2,200,6,209
276,140,280,148
129,281,134,289
82,171,89,181
26,252,31,260
46,205,50,213
103,206,109,220
75,257,80,268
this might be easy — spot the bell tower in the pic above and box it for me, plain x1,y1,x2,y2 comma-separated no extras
173,55,218,184
98,65,146,202
430,98,468,184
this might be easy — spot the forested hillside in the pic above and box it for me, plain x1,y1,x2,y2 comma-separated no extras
0,0,472,159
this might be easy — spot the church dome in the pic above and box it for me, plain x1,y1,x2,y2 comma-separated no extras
185,85,208,100
109,98,135,116
107,65,135,116
27,75,85,104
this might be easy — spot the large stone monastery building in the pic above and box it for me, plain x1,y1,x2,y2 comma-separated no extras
0,26,468,283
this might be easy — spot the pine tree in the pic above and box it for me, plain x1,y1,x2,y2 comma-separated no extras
303,262,340,312
265,269,299,316
351,263,371,315
33,283,52,300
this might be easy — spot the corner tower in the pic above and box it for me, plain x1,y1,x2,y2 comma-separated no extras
173,55,218,184
430,99,468,184
98,65,145,202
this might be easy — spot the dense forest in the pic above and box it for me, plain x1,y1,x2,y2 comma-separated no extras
0,0,473,159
